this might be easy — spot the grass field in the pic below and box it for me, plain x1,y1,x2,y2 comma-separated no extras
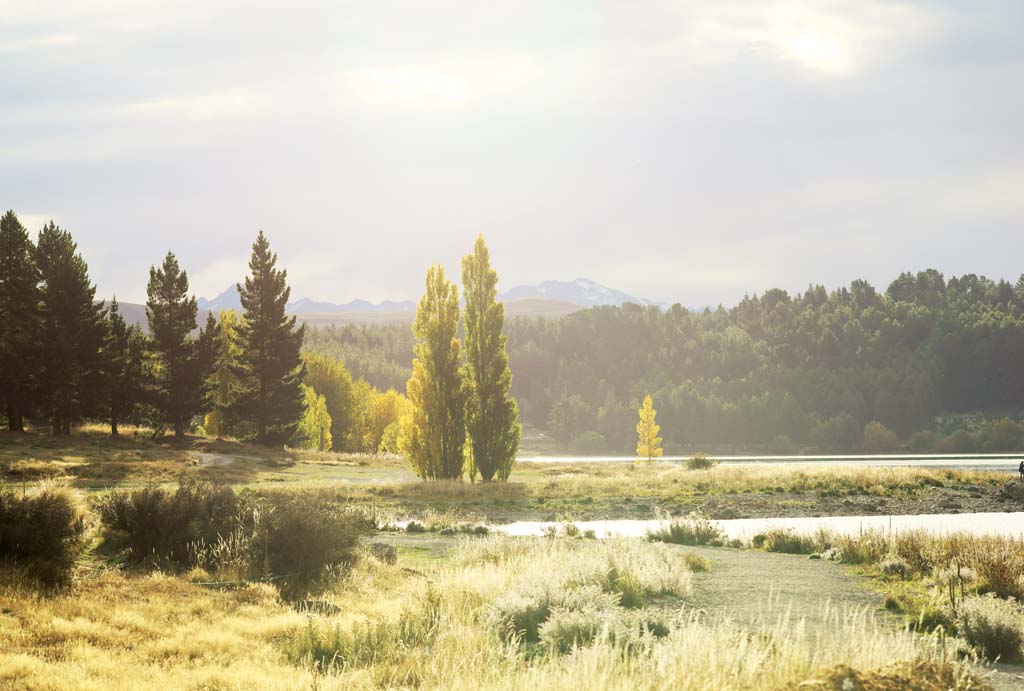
3,429,1023,689
0,530,990,691
0,429,1015,523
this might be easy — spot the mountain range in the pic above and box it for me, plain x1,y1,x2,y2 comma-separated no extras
197,277,653,315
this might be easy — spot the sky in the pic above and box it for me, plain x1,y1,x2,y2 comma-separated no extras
2,1,1022,307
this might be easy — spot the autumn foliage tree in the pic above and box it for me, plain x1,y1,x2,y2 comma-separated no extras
295,385,332,451
402,265,468,480
636,394,663,461
462,235,520,481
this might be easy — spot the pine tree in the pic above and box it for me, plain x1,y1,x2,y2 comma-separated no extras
0,211,41,431
402,265,468,480
230,231,305,445
146,252,213,438
635,394,663,462
203,309,243,438
36,222,106,434
295,384,332,451
101,297,148,436
462,235,520,481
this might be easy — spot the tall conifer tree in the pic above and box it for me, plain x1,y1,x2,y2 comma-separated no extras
461,235,520,481
146,252,214,438
0,211,41,431
203,309,243,437
36,222,106,434
402,265,468,480
101,298,148,436
230,231,305,445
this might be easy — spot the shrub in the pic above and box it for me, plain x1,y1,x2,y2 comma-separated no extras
489,591,554,644
909,430,937,452
879,555,910,579
969,539,1024,599
955,595,1024,661
0,484,86,587
260,495,371,598
96,482,370,598
683,553,711,572
686,454,717,470
96,481,242,566
756,528,818,555
287,587,443,670
574,431,608,455
646,516,722,546
863,421,898,453
540,606,606,653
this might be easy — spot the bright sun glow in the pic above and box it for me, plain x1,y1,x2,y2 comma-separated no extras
778,30,853,75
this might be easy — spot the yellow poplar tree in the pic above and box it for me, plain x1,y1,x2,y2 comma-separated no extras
462,234,521,482
295,384,332,452
636,394,663,462
402,264,469,480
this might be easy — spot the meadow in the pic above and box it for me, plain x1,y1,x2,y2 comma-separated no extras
3,429,1024,689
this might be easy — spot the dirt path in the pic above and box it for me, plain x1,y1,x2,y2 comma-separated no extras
679,546,1024,690
680,546,880,631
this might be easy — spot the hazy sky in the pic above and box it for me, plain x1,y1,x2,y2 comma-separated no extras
2,1,1022,306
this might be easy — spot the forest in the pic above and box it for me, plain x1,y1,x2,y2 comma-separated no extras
306,270,1024,454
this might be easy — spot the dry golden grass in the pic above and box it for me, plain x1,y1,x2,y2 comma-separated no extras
0,533,990,690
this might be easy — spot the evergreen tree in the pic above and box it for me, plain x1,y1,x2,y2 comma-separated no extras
636,394,663,461
36,222,106,434
203,309,243,438
146,252,213,438
461,235,520,481
0,211,41,431
294,384,332,451
230,231,305,445
101,298,148,436
402,265,468,480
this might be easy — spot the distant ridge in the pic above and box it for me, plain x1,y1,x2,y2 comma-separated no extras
197,286,416,314
499,278,655,308
194,277,654,318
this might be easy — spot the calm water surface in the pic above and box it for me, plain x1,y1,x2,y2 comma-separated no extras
492,512,1024,540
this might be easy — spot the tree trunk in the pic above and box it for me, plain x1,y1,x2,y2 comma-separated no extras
6,396,23,432
111,414,119,437
174,418,184,439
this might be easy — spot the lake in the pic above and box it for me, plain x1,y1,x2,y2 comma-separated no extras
517,452,1024,472
491,511,1024,540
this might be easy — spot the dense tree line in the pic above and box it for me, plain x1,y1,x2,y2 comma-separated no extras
305,269,1024,453
0,211,304,445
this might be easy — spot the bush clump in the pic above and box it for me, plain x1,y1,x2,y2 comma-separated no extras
0,484,86,587
261,494,370,598
879,555,911,579
647,515,722,546
96,481,241,566
96,482,371,597
954,594,1024,661
753,528,818,555
686,453,717,470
